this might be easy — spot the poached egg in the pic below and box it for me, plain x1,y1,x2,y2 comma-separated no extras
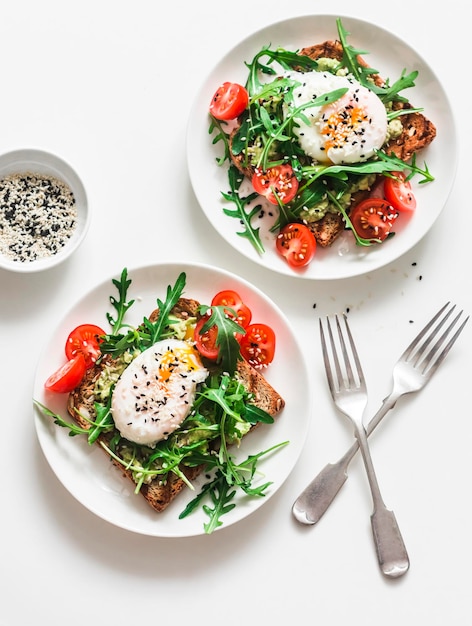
286,70,388,164
111,338,209,447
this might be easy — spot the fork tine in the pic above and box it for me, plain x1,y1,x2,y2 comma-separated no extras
334,315,353,388
420,311,469,376
338,314,365,390
328,317,345,391
320,318,337,396
403,302,453,364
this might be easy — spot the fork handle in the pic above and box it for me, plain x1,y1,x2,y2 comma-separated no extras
292,393,399,525
292,455,351,524
371,506,410,578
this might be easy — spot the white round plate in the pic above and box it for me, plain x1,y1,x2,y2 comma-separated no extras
33,262,311,537
187,15,456,280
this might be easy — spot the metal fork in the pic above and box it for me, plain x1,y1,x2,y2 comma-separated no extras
293,303,469,528
319,314,409,578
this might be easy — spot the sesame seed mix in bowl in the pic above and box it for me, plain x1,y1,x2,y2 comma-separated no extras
0,149,89,273
0,172,78,263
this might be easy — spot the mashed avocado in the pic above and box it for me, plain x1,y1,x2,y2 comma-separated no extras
315,56,348,76
386,118,403,143
300,173,377,223
94,351,136,402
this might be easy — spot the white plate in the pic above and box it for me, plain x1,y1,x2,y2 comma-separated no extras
33,262,311,537
187,15,456,280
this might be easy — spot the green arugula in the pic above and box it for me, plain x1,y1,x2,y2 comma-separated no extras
106,268,135,334
33,397,115,445
221,164,265,255
245,45,319,94
179,441,288,533
299,150,434,190
196,306,244,375
209,116,232,166
336,17,418,105
99,270,186,357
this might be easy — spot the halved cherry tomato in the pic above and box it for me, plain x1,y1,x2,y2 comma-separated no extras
194,316,219,361
276,222,317,268
384,171,417,212
252,165,299,205
240,323,276,369
211,290,252,329
209,82,249,121
65,324,105,369
350,198,399,242
44,354,87,393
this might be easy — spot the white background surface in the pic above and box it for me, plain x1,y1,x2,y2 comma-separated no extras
1,1,470,624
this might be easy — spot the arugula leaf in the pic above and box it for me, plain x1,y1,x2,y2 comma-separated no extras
179,441,288,533
87,398,114,444
336,18,379,86
106,268,135,335
375,70,419,103
336,18,419,105
100,272,187,356
221,164,265,255
299,149,434,190
209,116,232,166
180,472,236,533
144,272,187,347
197,375,274,426
245,46,319,95
34,400,91,437
33,400,115,443
197,307,243,375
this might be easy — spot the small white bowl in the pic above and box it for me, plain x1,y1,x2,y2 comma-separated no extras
0,149,89,273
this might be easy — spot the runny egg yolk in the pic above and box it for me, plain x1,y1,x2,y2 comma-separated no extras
111,338,209,447
321,101,371,153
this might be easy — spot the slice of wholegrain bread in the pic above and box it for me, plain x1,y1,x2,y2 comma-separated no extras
67,297,285,513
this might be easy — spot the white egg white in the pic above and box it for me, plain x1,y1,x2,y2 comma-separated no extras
111,338,209,447
285,70,388,164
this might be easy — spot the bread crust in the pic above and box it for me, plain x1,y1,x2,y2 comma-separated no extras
229,38,437,248
67,298,285,513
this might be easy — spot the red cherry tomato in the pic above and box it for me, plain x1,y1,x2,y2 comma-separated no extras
209,82,249,121
252,165,299,205
65,324,106,369
211,290,252,329
45,354,87,393
194,316,219,361
240,323,276,369
350,198,399,242
276,222,317,268
384,171,417,212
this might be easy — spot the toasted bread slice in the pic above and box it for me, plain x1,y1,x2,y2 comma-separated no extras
229,39,436,248
67,297,285,513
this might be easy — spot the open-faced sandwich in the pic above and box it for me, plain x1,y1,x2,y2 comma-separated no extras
35,270,285,533
208,17,436,270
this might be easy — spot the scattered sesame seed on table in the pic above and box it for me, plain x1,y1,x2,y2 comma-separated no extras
0,172,77,263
